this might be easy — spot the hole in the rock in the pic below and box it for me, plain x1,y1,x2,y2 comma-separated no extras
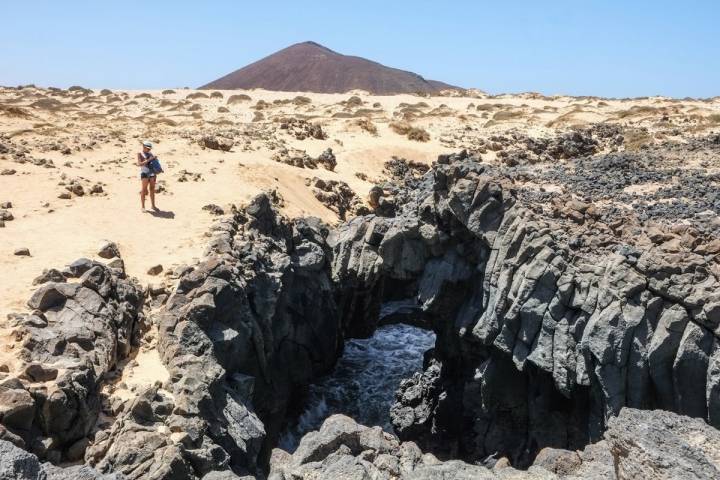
278,323,436,451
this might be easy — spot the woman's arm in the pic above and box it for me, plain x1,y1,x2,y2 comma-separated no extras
137,153,151,166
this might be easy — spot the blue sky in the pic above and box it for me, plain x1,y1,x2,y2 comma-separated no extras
2,1,718,97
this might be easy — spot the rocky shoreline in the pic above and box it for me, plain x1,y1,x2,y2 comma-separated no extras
2,146,720,479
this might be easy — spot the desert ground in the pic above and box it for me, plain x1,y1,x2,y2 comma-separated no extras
1,85,720,398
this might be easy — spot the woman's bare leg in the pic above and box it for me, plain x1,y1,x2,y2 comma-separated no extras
140,177,149,211
149,176,157,209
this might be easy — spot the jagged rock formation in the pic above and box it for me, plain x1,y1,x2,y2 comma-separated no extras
2,151,720,479
0,259,143,463
85,194,344,478
269,408,720,480
328,151,720,465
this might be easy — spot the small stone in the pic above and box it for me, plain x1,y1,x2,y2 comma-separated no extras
98,240,120,259
14,247,30,256
202,204,224,215
199,135,232,151
147,264,163,276
0,202,11,208
23,362,58,382
58,192,71,200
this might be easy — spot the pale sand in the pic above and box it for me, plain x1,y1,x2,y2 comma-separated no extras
111,348,170,403
1,86,719,395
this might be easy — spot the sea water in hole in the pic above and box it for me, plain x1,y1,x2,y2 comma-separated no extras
279,323,436,451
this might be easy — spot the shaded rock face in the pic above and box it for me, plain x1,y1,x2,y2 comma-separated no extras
327,153,720,466
0,261,143,463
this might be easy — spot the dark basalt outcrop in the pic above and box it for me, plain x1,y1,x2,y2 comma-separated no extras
0,259,143,463
85,194,344,478
327,152,720,466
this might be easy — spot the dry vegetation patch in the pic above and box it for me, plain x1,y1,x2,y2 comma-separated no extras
390,121,430,142
355,118,378,135
227,94,252,105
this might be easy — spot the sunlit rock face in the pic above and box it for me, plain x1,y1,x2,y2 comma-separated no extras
327,151,720,466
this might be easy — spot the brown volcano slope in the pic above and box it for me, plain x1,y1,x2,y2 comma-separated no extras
201,41,459,94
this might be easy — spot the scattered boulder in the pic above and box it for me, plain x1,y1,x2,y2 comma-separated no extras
278,117,326,140
202,204,224,215
97,241,120,259
199,135,232,151
316,148,337,171
14,248,30,256
147,264,163,275
308,177,368,220
384,157,429,180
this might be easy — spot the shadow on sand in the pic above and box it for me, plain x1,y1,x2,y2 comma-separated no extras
148,209,175,219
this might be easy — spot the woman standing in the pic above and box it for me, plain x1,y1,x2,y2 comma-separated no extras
137,141,158,212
